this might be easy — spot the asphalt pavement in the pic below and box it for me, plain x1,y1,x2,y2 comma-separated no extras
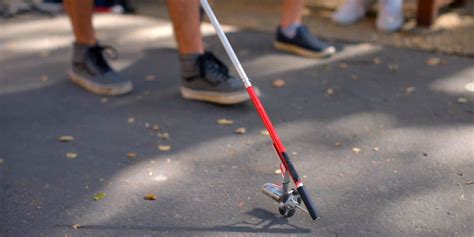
1,14,473,237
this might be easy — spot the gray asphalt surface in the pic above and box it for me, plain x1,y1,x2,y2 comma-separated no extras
1,14,473,237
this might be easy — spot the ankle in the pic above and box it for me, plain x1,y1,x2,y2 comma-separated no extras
179,53,203,78
280,23,301,38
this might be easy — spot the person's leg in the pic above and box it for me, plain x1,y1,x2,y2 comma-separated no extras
275,0,335,58
63,0,96,45
166,0,251,105
166,0,204,55
332,0,375,25
376,0,404,32
64,0,132,96
280,0,304,28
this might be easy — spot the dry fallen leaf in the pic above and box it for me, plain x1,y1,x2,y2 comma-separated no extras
144,194,157,200
351,74,359,81
158,145,171,151
152,124,160,131
127,152,136,158
426,57,441,66
272,79,286,88
72,224,83,230
40,75,48,82
373,147,379,151
352,147,362,154
235,127,246,134
158,132,170,140
326,88,334,96
66,152,78,159
0,159,4,165
260,130,270,136
59,135,74,142
217,119,234,125
373,57,381,64
388,64,399,71
101,97,108,103
405,86,416,95
238,201,245,208
465,180,474,185
465,83,474,92
339,62,348,69
93,192,106,201
335,142,342,148
274,169,282,175
128,117,135,123
457,97,468,104
145,75,156,81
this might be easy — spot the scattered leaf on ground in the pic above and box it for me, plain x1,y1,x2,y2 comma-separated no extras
127,152,136,158
405,86,416,95
144,194,157,200
426,57,441,66
339,63,348,69
40,75,48,82
373,147,379,151
465,83,474,92
351,75,359,80
66,152,78,159
373,57,381,64
326,88,334,96
0,159,4,165
457,97,468,104
235,127,246,134
158,132,170,140
72,224,83,230
335,142,342,148
93,192,106,201
152,124,160,131
101,97,108,103
145,75,156,81
465,180,474,185
238,201,245,208
388,64,399,71
128,117,135,123
144,123,150,128
352,147,362,154
217,119,234,125
274,169,282,175
59,135,74,142
158,145,171,151
272,79,286,88
260,130,270,136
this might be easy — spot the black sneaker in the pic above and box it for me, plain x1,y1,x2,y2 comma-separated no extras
180,52,253,105
69,42,133,96
274,25,336,58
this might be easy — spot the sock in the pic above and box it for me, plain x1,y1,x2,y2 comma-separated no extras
179,53,202,78
280,23,301,38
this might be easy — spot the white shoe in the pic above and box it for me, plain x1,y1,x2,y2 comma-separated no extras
332,0,376,25
376,0,404,32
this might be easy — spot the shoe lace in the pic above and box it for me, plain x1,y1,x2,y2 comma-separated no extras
90,44,119,73
197,52,230,83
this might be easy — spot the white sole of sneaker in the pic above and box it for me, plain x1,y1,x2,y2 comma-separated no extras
274,42,336,58
181,86,259,105
69,70,133,96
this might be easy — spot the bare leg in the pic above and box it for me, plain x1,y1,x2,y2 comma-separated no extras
63,0,96,45
167,0,204,55
280,0,305,27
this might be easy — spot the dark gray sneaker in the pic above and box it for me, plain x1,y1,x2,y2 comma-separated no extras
180,52,253,105
274,25,336,58
69,42,133,96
